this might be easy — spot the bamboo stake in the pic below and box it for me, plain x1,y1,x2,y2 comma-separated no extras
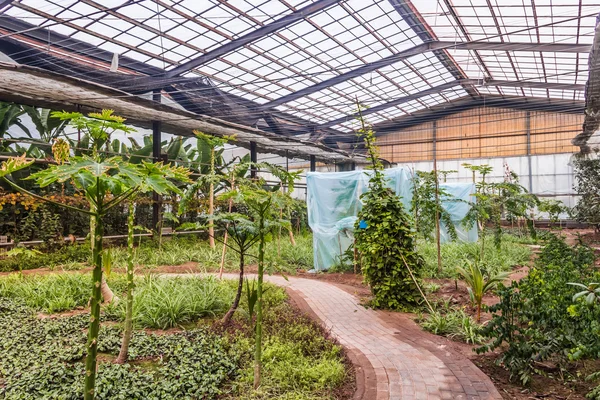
401,254,434,314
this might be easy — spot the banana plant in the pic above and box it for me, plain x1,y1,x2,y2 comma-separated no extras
456,259,509,322
0,102,26,153
186,131,232,248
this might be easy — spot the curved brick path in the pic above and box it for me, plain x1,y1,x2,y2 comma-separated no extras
212,273,502,400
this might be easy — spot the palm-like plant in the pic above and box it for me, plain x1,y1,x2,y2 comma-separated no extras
456,260,509,322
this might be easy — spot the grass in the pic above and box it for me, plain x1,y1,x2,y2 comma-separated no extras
102,233,314,274
0,273,127,313
418,236,532,279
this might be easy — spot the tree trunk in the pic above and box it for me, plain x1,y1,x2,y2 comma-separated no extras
254,221,265,389
84,213,103,400
288,229,296,246
209,181,215,248
208,148,215,249
116,203,135,364
476,303,481,323
221,252,244,326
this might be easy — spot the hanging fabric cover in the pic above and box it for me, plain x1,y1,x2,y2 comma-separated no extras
306,167,477,271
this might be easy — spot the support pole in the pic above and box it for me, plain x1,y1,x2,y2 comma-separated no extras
250,141,257,179
526,111,533,192
433,120,442,274
310,155,316,172
152,89,162,233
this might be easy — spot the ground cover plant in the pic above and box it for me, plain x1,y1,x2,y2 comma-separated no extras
417,235,531,279
0,274,350,399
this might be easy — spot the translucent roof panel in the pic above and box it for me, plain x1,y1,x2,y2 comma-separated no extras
0,0,591,137
412,0,596,101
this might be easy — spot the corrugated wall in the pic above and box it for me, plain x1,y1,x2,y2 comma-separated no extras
378,106,581,163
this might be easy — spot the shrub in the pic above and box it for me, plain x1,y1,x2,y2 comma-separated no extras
477,235,600,385
354,110,424,311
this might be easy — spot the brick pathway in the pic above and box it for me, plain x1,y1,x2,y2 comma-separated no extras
217,274,502,400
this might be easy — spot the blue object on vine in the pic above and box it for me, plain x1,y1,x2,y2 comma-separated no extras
359,220,368,229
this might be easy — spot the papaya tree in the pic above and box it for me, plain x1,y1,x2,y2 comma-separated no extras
0,110,190,400
115,161,190,364
231,185,287,389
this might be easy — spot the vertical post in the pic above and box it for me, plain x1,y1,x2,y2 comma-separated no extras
526,111,533,193
310,155,316,172
152,90,162,233
250,141,257,179
433,121,442,274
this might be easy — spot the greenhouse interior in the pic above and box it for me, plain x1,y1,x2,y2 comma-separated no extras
0,0,600,399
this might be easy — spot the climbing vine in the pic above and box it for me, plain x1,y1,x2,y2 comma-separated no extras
354,107,424,311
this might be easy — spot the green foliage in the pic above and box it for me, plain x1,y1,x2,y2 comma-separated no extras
120,275,234,329
419,308,484,344
15,203,62,245
418,235,531,278
228,302,348,399
0,243,90,272
0,298,238,399
476,235,600,385
461,164,539,251
354,108,424,311
573,154,600,228
411,170,459,241
0,275,348,399
456,259,509,322
538,199,571,224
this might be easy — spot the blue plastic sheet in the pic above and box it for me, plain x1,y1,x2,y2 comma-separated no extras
306,167,477,271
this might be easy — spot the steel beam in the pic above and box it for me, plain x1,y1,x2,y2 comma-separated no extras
0,15,161,75
0,1,14,13
318,79,583,129
258,40,589,112
164,0,341,78
433,41,591,53
387,0,478,98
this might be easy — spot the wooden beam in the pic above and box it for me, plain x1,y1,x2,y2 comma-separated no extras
0,62,356,163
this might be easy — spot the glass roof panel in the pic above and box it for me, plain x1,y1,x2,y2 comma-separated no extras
0,0,589,136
